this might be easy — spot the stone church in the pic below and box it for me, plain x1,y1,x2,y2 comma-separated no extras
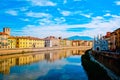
92,35,109,52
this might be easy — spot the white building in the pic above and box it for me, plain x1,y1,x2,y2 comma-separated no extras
45,39,52,47
92,35,109,52
44,36,60,47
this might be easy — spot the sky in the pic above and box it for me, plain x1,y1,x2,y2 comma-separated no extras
0,0,120,38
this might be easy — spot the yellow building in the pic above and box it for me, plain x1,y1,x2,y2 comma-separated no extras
60,39,72,47
66,40,72,47
15,36,45,48
8,36,16,48
60,39,67,47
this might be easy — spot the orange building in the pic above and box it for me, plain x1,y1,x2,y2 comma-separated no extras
110,32,116,51
114,28,120,50
105,28,120,51
104,32,111,49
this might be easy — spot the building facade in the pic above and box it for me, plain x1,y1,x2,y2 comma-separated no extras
66,39,72,47
114,28,120,50
44,36,60,47
0,28,10,48
15,36,44,48
109,32,116,51
8,36,16,48
93,36,109,51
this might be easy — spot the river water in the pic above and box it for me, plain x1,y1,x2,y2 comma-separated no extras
0,49,88,80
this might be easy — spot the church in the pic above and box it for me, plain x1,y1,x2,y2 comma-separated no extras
92,35,109,52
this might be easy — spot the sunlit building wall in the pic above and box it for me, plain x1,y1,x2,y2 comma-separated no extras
8,36,16,48
15,36,45,48
0,28,10,48
114,28,120,50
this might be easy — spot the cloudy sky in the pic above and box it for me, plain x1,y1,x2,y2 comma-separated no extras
0,0,120,38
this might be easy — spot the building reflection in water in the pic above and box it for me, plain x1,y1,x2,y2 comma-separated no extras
94,55,120,76
0,49,85,75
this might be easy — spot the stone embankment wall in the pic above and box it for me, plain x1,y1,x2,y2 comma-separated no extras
92,50,120,60
0,46,91,55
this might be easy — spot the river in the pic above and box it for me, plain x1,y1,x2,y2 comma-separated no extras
0,49,88,80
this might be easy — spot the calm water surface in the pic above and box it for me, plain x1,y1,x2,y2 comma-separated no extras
0,49,88,80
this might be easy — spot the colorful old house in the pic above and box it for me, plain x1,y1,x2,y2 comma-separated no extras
72,40,79,46
66,39,72,47
104,28,120,51
0,32,8,48
44,36,60,47
103,32,111,50
114,28,120,51
0,27,11,48
60,39,66,47
15,36,44,48
109,32,116,51
8,36,16,48
71,40,89,46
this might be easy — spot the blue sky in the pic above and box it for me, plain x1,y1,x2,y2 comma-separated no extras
0,0,120,38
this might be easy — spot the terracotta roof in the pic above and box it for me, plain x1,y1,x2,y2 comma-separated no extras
0,32,8,35
115,28,120,31
8,36,16,39
44,36,60,40
104,32,111,38
10,36,44,40
63,38,68,40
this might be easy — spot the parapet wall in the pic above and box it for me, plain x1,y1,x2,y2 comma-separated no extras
0,46,92,55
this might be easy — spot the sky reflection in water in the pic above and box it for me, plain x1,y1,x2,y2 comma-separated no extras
0,50,88,80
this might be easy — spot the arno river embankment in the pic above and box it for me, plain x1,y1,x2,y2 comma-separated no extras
81,49,120,80
0,46,91,55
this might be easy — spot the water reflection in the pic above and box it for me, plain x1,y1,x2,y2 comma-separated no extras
0,49,87,80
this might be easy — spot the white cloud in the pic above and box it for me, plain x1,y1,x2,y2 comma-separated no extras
80,14,91,18
54,17,66,24
38,18,53,25
12,8,120,38
36,17,66,25
60,10,92,18
115,1,120,5
5,10,18,16
92,16,104,20
26,11,51,18
104,13,111,16
61,11,71,16
72,11,92,18
103,13,120,18
20,18,30,21
28,0,56,6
